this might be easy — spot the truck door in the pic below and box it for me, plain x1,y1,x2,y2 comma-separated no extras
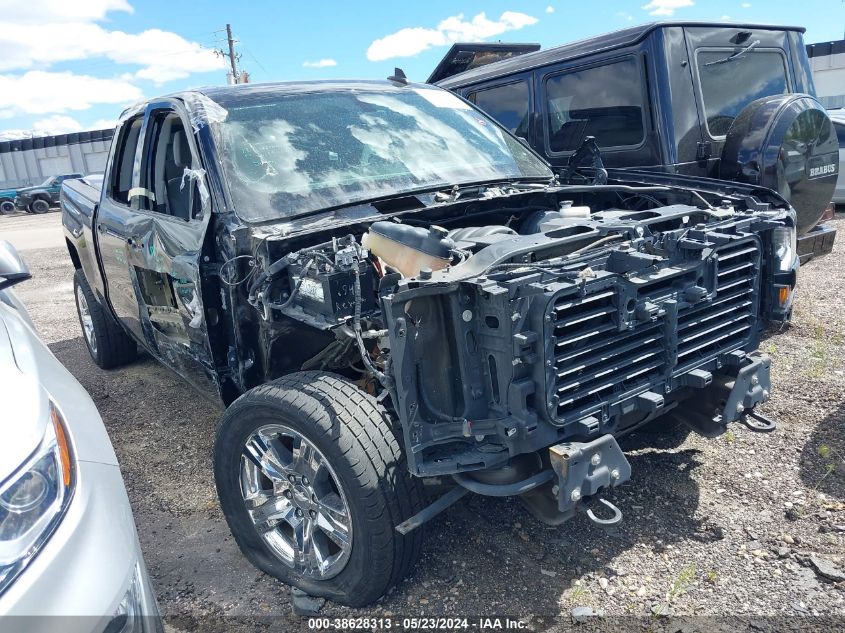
124,103,219,400
95,115,146,342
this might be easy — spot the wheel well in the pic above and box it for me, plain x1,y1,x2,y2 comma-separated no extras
65,238,82,269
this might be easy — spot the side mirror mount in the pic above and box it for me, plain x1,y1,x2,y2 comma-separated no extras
0,240,31,290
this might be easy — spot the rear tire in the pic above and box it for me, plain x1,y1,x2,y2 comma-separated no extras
73,269,137,369
214,371,426,607
30,198,50,214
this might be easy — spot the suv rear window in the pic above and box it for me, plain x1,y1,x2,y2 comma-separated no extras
697,50,789,137
544,58,645,153
468,81,530,138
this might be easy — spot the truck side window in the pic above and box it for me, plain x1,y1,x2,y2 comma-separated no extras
468,81,530,138
110,117,143,205
144,112,196,221
545,58,645,153
696,50,788,137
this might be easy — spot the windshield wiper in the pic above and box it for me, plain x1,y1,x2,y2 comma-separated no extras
704,39,761,66
433,177,554,202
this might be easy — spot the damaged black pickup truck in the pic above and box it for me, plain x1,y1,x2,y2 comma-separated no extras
62,80,798,606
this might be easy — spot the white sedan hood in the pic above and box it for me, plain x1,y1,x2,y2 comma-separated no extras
0,304,49,483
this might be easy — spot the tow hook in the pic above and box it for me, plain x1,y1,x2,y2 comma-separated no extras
549,434,631,525
740,409,778,432
583,497,624,526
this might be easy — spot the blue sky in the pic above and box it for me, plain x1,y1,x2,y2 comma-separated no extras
0,0,842,138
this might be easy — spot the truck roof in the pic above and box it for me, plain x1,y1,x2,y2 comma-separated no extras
186,80,426,107
117,80,433,123
435,21,806,89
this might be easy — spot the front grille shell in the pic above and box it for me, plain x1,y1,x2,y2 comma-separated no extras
544,237,762,426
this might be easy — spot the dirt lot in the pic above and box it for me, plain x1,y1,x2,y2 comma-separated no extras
3,211,845,630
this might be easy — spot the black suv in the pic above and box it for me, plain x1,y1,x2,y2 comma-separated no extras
432,21,839,261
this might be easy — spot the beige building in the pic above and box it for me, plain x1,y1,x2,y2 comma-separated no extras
0,129,113,190
808,39,845,109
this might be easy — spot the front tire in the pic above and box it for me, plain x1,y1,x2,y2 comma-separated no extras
0,199,14,214
73,269,137,369
30,198,50,214
214,372,425,607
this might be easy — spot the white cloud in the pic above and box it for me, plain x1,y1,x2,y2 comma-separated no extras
0,0,225,92
104,28,225,83
721,14,731,20
366,11,538,61
0,0,133,24
0,71,143,118
741,2,751,6
91,118,117,130
545,5,555,13
0,130,33,141
302,59,338,68
0,113,117,139
0,23,224,84
641,0,694,16
31,114,84,136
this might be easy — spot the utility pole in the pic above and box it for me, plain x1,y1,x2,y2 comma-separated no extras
215,23,247,84
225,24,238,81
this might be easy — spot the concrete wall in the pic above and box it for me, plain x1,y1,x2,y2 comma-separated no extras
808,40,845,110
810,53,845,108
0,131,113,190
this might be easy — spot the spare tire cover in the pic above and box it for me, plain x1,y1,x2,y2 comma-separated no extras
719,94,838,235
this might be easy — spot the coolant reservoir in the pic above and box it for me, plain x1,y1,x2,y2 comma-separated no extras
521,201,592,234
363,222,454,277
558,200,591,219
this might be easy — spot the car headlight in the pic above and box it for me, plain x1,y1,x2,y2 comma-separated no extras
772,223,797,273
104,562,162,633
0,403,74,595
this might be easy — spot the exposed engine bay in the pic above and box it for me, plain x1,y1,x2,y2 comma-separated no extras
227,181,796,524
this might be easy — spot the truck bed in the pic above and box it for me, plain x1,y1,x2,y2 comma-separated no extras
61,178,99,236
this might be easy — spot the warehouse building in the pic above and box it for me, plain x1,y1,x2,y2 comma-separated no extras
807,39,845,109
0,129,114,190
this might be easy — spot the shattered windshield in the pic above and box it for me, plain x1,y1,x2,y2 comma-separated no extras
214,87,552,221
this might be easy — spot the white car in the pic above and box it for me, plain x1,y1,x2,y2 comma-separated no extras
0,240,161,631
829,109,845,205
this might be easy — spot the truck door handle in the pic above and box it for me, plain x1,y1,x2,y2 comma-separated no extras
127,237,134,246
97,223,105,233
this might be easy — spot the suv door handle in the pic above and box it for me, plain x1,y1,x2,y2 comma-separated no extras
126,237,134,246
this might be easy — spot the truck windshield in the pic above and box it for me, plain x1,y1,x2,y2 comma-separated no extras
214,87,552,221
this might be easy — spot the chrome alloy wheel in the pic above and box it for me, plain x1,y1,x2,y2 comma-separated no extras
240,424,353,579
75,285,97,355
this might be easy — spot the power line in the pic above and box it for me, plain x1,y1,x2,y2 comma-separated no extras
242,46,270,79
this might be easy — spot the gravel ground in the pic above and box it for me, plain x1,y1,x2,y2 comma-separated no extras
4,212,845,630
